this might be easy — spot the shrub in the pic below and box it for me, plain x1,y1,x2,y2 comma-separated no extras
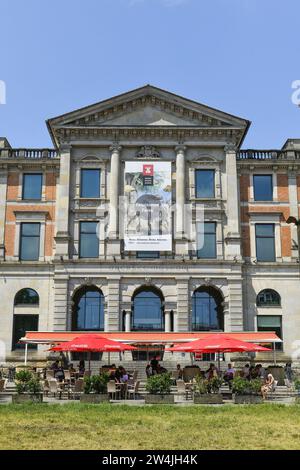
294,379,300,391
194,375,223,395
15,370,41,395
15,370,33,383
146,373,172,395
232,377,262,396
84,373,110,394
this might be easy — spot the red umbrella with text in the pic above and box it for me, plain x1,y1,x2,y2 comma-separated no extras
50,334,137,370
166,333,271,369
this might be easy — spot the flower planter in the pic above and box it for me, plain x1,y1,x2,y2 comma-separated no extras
145,394,175,404
193,394,223,404
12,393,43,404
80,394,109,404
234,394,263,404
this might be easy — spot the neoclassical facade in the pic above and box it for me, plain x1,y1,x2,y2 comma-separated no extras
0,85,299,363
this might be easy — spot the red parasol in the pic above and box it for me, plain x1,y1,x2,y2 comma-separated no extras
167,333,271,353
50,334,137,352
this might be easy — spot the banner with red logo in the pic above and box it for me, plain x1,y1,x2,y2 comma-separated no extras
124,161,172,251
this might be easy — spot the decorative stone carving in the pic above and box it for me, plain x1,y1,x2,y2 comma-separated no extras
145,277,152,285
136,146,160,159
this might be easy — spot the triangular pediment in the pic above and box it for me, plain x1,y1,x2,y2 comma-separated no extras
48,85,249,129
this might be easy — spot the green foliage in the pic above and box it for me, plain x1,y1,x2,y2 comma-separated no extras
194,375,223,395
84,373,110,394
146,373,173,395
294,379,300,391
27,378,42,395
15,370,41,395
232,377,262,396
15,370,33,383
249,378,263,395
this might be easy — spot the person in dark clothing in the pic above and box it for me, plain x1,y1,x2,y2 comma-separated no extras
150,356,159,374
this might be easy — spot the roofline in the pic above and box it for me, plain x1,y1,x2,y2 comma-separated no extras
46,84,251,147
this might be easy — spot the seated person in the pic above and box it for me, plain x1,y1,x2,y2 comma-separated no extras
50,360,59,372
78,360,85,377
55,366,65,382
156,364,167,374
176,364,183,380
68,363,76,374
120,367,129,383
145,364,152,378
261,373,275,400
242,364,250,379
150,356,159,375
205,364,218,380
223,363,235,388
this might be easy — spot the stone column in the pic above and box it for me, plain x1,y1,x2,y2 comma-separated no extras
222,301,230,332
176,278,190,331
107,277,120,331
225,144,241,260
165,311,171,332
175,145,188,256
54,145,71,260
227,278,244,332
107,144,122,258
0,168,8,260
53,273,69,331
125,311,131,332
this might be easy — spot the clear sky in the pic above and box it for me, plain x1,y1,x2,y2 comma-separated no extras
0,0,299,148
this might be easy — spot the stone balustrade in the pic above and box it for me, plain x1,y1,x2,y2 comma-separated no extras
237,149,300,160
0,148,58,159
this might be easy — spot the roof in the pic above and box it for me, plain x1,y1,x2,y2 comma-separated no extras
46,84,251,148
21,331,282,345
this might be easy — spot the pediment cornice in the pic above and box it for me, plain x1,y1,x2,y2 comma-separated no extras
54,126,244,147
47,85,250,148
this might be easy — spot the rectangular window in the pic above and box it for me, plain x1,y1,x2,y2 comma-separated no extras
136,251,160,259
19,223,40,261
255,224,275,262
195,169,215,198
253,175,273,201
197,222,217,259
79,222,99,258
257,315,283,351
22,174,42,200
80,169,100,198
12,315,38,350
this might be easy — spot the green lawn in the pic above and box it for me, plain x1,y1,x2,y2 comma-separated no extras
0,403,300,450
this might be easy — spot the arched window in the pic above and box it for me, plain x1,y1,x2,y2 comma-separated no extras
72,286,104,331
14,288,39,306
256,289,281,307
132,287,164,331
192,287,223,331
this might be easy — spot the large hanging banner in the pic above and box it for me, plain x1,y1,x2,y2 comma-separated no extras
124,161,172,251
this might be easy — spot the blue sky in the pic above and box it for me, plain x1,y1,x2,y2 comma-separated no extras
0,0,299,148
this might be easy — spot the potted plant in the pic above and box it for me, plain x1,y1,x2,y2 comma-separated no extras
12,370,43,403
80,372,110,403
145,373,174,404
232,377,263,404
294,378,300,404
193,376,223,404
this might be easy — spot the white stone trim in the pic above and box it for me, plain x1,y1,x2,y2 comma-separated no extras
250,171,277,202
249,212,281,262
13,211,48,262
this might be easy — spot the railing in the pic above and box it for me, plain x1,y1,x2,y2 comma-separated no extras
0,148,58,159
237,149,300,160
